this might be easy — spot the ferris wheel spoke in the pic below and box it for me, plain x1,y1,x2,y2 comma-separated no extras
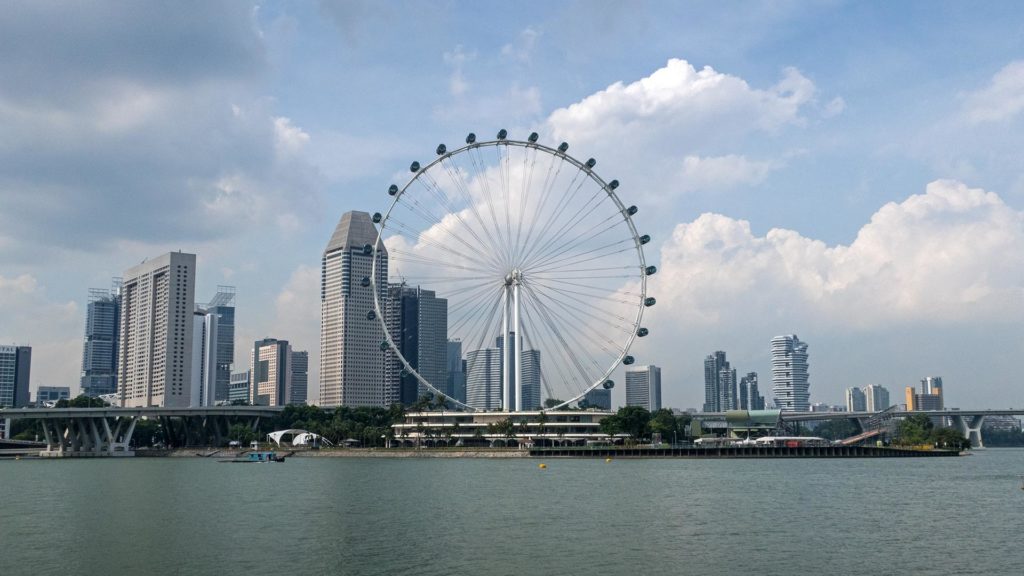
518,166,590,266
389,250,496,274
520,293,589,391
527,242,636,275
386,217,500,273
513,145,539,264
523,188,614,269
525,277,639,306
524,213,627,271
438,158,508,269
518,301,588,399
417,172,501,263
526,277,641,320
397,193,505,272
518,150,569,264
469,146,513,268
524,282,621,361
525,283,630,354
521,287,604,392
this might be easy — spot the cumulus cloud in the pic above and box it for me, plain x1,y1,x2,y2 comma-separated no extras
962,60,1024,123
642,180,1024,407
544,59,818,205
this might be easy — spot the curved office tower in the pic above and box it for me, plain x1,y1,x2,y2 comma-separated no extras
320,211,389,407
770,334,809,411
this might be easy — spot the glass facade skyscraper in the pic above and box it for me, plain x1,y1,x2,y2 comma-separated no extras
81,285,120,397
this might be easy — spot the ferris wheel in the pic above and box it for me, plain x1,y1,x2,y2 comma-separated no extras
370,130,655,411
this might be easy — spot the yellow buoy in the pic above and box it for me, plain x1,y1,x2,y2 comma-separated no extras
538,463,547,469
605,458,612,463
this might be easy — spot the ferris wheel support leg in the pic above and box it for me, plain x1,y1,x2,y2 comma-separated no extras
502,286,510,412
514,278,522,413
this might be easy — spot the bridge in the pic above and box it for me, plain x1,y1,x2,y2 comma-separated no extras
0,406,284,457
767,409,1021,448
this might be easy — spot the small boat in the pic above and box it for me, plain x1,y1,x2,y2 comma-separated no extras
218,450,290,463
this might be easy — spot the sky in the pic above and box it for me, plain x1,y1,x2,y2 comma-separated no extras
1,1,1022,410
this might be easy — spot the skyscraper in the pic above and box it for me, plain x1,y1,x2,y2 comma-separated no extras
320,211,389,407
0,345,31,408
863,384,891,412
290,351,308,405
845,387,866,412
447,339,467,404
703,351,727,412
496,333,541,411
118,252,196,407
742,372,765,410
465,348,501,410
385,284,448,406
626,365,662,411
770,334,810,411
251,338,291,406
190,288,236,407
719,365,737,411
580,387,612,410
519,349,541,411
80,284,120,397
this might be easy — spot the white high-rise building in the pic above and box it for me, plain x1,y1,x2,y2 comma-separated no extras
625,365,662,411
863,384,891,412
320,211,389,407
845,386,866,412
770,334,809,411
465,348,501,410
118,252,196,407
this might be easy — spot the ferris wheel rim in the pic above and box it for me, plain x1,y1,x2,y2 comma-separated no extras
370,136,649,412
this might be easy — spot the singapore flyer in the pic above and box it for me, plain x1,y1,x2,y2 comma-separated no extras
371,130,655,411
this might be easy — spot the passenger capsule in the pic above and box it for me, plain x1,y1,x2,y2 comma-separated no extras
608,180,619,190
644,297,656,307
388,185,398,196
497,129,508,140
639,234,650,245
637,327,649,337
410,161,420,172
436,143,446,155
360,276,370,287
528,132,539,143
603,380,615,390
362,244,373,255
623,355,635,365
585,158,596,169
372,212,382,223
465,132,476,144
380,341,389,351
557,142,569,153
626,205,638,216
366,310,376,321
645,266,657,276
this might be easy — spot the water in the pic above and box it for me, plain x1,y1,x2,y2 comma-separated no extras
2,450,1023,575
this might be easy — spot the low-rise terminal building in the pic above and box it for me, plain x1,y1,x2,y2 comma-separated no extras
392,410,617,447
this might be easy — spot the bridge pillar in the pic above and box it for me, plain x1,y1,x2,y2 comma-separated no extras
952,415,986,449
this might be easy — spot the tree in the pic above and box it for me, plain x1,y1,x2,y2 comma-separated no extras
228,423,256,446
897,413,934,445
544,398,564,409
650,408,686,444
931,427,970,450
55,394,108,408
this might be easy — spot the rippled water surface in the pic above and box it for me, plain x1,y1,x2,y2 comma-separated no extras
2,450,1022,575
